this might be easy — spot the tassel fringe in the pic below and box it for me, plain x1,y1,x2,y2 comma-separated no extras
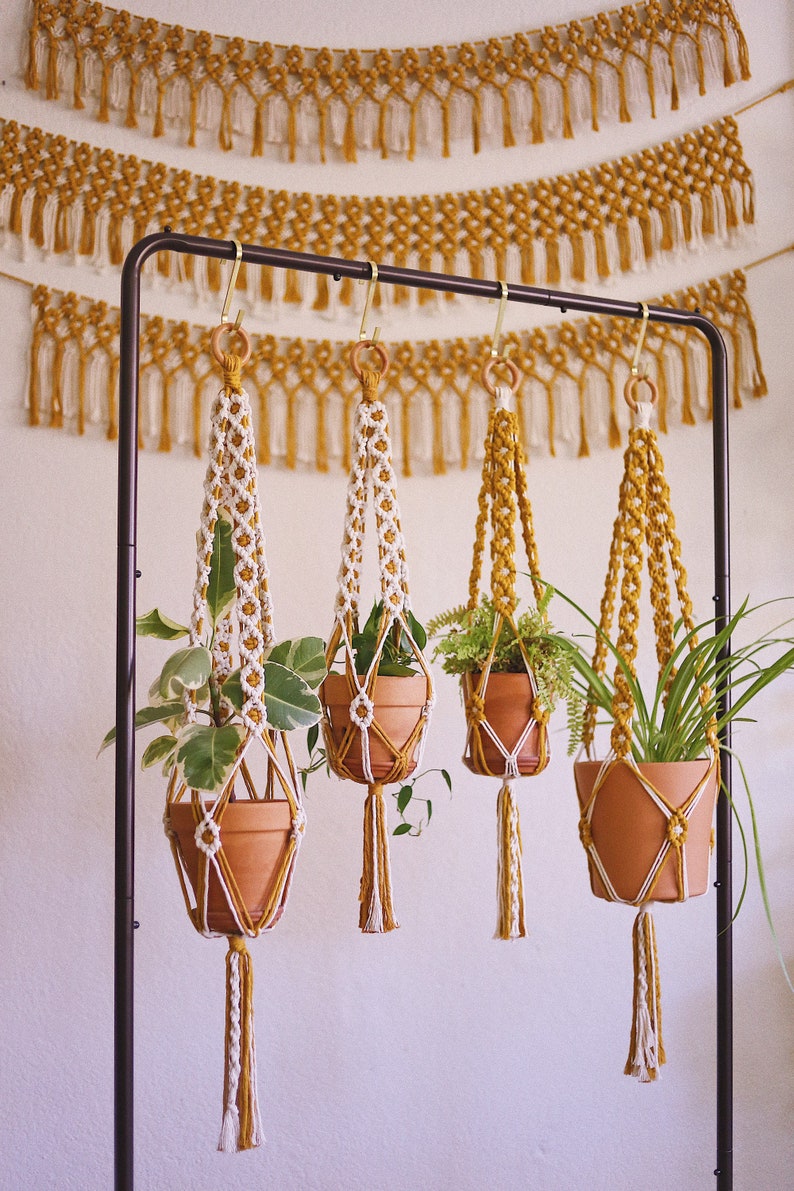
23,269,766,473
495,783,526,940
624,907,666,1082
218,937,263,1152
359,782,399,933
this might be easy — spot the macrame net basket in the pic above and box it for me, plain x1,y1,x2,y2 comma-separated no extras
163,331,305,1151
462,371,552,940
574,377,720,1082
319,341,434,933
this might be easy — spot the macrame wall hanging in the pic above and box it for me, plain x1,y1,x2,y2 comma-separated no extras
25,0,750,162
457,341,551,940
0,114,755,301
24,269,767,470
572,351,720,1082
319,329,434,932
162,316,309,1150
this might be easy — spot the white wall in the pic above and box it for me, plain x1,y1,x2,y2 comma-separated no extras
0,1,792,1188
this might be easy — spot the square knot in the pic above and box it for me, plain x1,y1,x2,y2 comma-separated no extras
195,814,222,858
349,689,375,728
666,810,689,848
531,697,550,724
466,691,486,723
578,816,593,849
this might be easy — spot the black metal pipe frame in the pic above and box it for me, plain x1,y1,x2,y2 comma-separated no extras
116,231,733,1190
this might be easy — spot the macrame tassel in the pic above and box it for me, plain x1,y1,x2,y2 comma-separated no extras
624,906,665,1082
359,782,399,934
495,783,526,941
313,274,330,311
218,937,263,1153
252,104,265,157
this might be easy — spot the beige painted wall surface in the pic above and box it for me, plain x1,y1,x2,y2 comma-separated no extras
0,1,792,1188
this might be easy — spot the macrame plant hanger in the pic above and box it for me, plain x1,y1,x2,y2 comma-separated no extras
320,275,434,931
461,284,551,939
574,315,720,1081
163,276,306,1152
115,233,734,1191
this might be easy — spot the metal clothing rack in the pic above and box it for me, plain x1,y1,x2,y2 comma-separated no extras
115,231,733,1191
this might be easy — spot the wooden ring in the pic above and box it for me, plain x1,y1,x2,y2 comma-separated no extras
481,355,521,397
210,322,252,367
349,339,390,380
623,372,659,413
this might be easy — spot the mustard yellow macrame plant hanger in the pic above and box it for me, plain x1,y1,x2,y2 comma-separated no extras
573,365,720,1083
460,344,552,941
320,336,434,933
163,319,306,1152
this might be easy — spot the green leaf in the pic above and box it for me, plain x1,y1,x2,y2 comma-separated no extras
393,822,412,836
136,608,189,640
158,646,212,699
426,799,433,822
141,734,177,770
263,661,323,731
220,669,243,712
99,700,185,753
440,769,452,792
406,608,427,650
266,636,327,689
307,723,319,753
396,784,413,814
375,660,419,677
176,722,245,793
207,514,237,628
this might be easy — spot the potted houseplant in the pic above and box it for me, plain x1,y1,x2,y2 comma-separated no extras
553,584,794,915
101,511,327,935
427,590,583,777
320,597,432,784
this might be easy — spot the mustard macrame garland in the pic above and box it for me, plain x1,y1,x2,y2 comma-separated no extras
24,270,767,472
320,347,434,932
163,341,306,1149
462,378,551,941
574,393,720,1082
25,0,750,162
0,115,755,299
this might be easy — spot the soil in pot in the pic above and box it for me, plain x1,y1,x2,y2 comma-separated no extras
320,672,429,782
574,757,719,903
461,671,543,777
167,799,293,934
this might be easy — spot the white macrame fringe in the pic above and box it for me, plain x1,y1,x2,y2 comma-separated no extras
625,906,665,1083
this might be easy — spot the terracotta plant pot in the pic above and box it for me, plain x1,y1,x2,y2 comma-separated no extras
167,800,293,934
320,672,429,782
574,757,719,904
461,671,543,777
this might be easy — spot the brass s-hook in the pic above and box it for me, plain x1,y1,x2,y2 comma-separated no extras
221,238,244,329
358,261,381,344
630,301,650,378
489,280,509,359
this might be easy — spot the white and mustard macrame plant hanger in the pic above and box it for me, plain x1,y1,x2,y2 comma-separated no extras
463,328,551,941
574,316,720,1082
163,308,305,1152
320,306,434,933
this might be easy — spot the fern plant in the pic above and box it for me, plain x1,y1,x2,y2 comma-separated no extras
427,592,583,752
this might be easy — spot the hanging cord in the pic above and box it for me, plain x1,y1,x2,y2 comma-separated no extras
463,351,550,939
162,314,306,1151
321,338,434,932
576,373,720,1082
